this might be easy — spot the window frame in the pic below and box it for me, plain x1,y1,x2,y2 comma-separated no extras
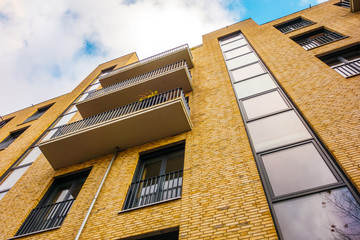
22,103,54,124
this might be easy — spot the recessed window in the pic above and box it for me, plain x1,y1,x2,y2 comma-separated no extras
15,170,90,237
23,104,54,123
99,65,116,77
242,91,289,119
0,127,28,150
220,34,242,45
291,28,345,50
261,143,338,196
274,187,360,240
334,0,350,8
233,74,277,99
224,45,252,60
123,144,184,210
318,44,360,77
0,117,13,129
247,111,311,152
275,17,314,34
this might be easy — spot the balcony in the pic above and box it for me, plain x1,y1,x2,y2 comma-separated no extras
76,61,193,118
333,59,360,77
99,44,194,88
39,89,192,169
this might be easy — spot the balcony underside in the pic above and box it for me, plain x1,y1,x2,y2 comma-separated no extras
40,99,192,169
100,48,193,88
77,67,192,118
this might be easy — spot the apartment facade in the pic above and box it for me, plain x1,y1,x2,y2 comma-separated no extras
0,0,359,239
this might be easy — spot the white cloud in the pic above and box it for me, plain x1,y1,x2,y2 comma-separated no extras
0,0,242,115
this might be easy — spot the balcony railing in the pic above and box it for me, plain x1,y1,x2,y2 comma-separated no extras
277,19,313,34
297,32,345,50
333,59,360,77
335,0,350,8
86,61,191,101
103,44,192,76
51,88,189,140
123,170,183,210
15,199,74,236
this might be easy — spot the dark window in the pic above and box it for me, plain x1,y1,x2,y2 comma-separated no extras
15,170,90,237
100,65,116,77
0,117,13,129
0,128,28,150
318,44,360,77
23,104,54,123
136,230,179,240
123,144,184,210
291,28,345,50
275,17,314,34
334,0,350,8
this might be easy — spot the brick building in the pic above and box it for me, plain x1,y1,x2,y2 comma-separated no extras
0,0,359,239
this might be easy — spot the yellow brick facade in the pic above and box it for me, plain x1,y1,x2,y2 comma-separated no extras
0,0,359,239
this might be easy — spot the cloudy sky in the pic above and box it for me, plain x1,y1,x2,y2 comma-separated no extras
0,0,326,116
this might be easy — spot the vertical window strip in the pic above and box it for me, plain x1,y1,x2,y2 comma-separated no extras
219,32,360,239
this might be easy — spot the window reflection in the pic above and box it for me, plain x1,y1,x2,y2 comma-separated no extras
274,188,360,240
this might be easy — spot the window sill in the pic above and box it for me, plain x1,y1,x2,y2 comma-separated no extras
118,196,181,214
8,226,60,240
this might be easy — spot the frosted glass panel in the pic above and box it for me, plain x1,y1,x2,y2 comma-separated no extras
0,166,30,191
221,39,247,52
221,35,242,45
18,147,41,166
231,62,265,82
40,129,58,143
274,188,360,240
243,91,288,119
233,74,277,99
54,112,76,128
224,45,251,59
247,111,311,152
86,83,100,92
262,143,337,196
226,53,258,70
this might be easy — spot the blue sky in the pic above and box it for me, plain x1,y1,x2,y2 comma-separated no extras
0,0,326,116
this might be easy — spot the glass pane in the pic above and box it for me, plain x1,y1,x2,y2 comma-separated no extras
231,62,266,82
247,111,312,152
221,39,247,52
0,191,7,201
76,93,89,103
243,91,288,119
233,74,277,99
165,150,184,173
86,83,100,92
226,53,258,70
67,105,78,113
40,129,58,143
274,188,360,240
54,112,76,128
220,35,242,45
262,143,338,196
224,45,251,59
142,158,162,180
0,166,30,191
18,147,41,166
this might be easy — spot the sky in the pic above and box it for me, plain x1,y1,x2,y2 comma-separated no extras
0,0,326,116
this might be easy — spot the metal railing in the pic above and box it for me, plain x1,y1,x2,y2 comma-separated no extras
278,19,313,34
15,199,74,236
85,61,191,101
99,44,192,79
50,88,189,140
336,0,350,8
333,59,360,77
298,32,344,50
123,170,183,210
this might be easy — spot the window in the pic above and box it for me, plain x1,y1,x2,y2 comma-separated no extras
275,17,314,34
318,44,360,77
334,0,350,8
0,116,13,129
121,228,179,240
23,104,54,123
99,65,116,77
291,28,345,50
123,144,184,210
15,170,90,237
0,127,28,150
